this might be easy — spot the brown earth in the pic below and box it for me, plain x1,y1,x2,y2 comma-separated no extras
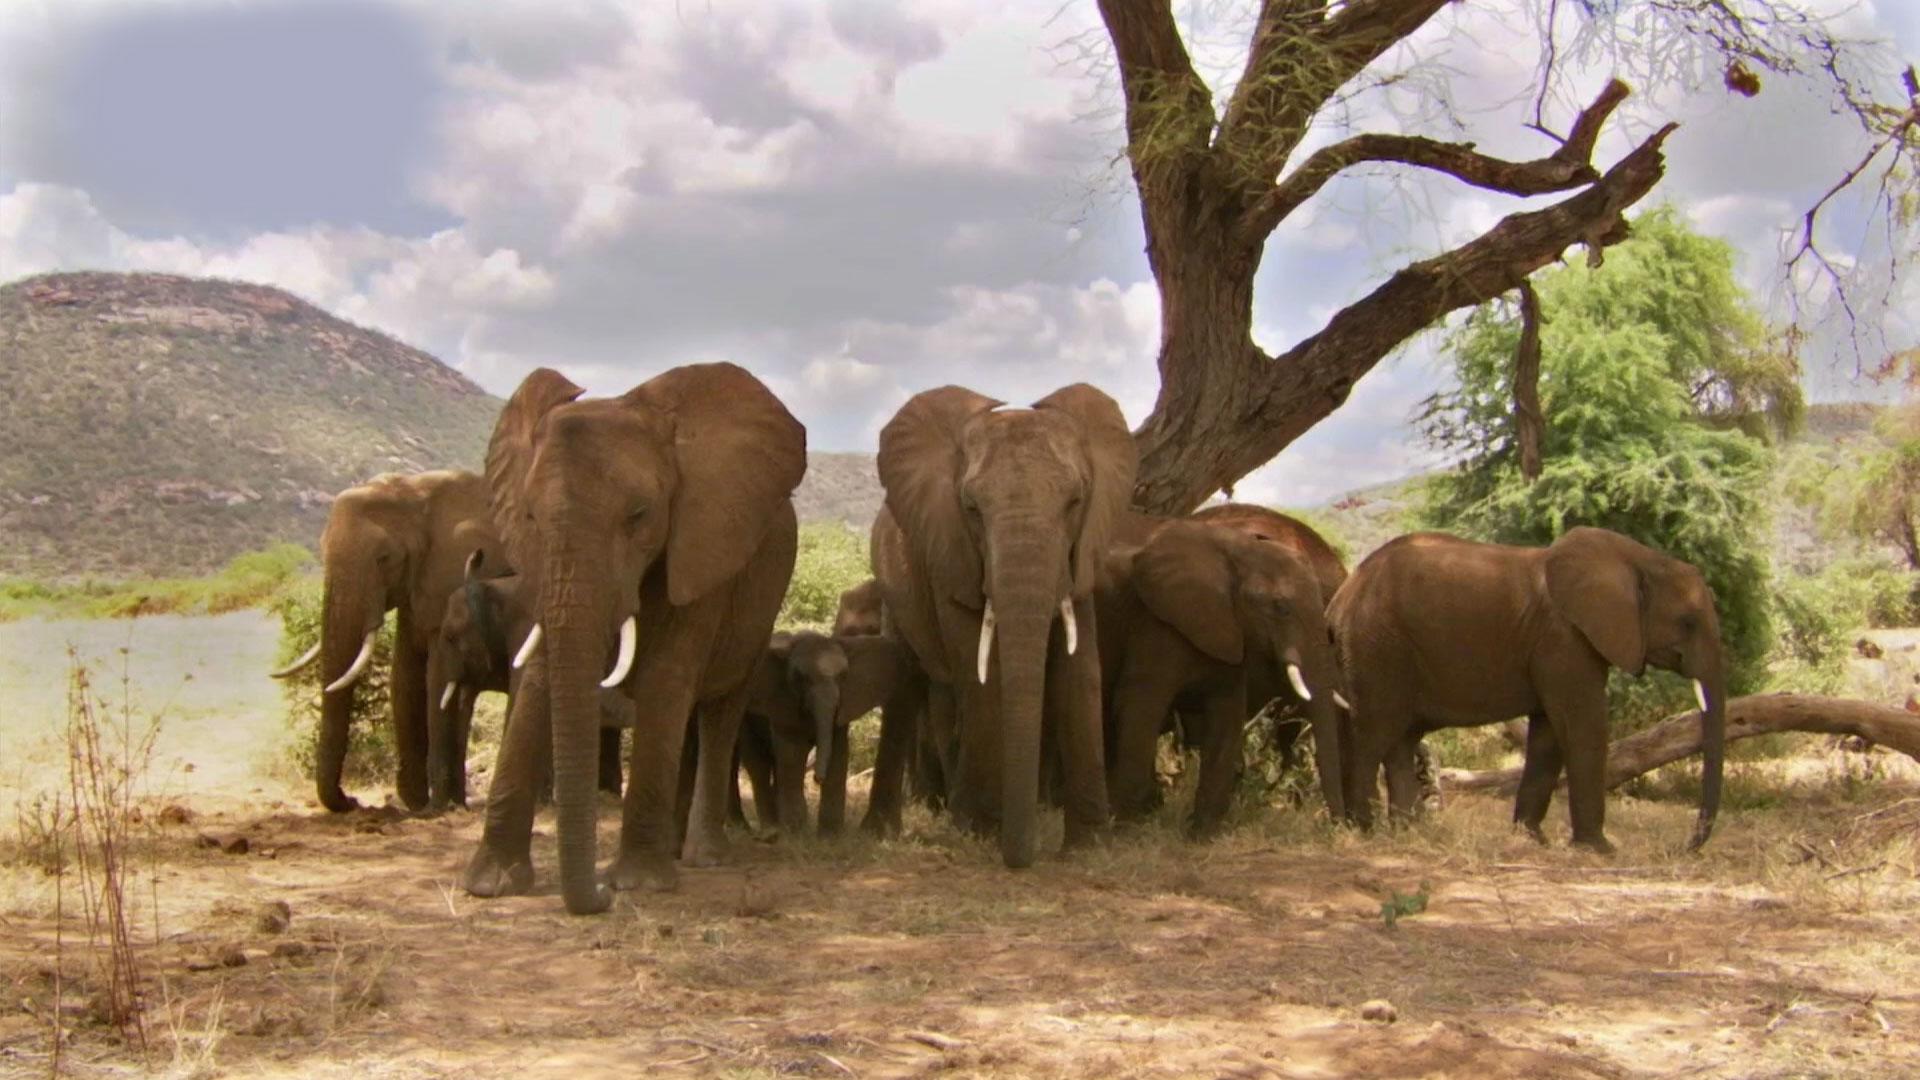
0,615,1917,1078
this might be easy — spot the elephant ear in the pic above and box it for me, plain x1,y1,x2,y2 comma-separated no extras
627,363,808,607
877,386,1001,609
1033,383,1139,596
1544,528,1647,675
836,635,903,720
1131,523,1243,664
487,368,587,576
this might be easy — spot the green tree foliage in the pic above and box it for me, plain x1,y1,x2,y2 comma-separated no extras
779,522,869,631
1839,406,1920,570
1419,208,1796,694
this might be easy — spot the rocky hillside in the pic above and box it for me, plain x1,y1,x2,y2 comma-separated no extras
0,273,502,578
0,272,891,579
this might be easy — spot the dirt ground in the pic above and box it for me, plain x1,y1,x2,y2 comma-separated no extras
1,615,1918,1079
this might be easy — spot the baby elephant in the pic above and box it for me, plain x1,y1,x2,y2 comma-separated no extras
737,630,918,835
435,559,627,807
1329,527,1728,852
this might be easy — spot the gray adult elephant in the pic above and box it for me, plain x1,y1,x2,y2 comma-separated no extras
735,630,922,834
1328,527,1728,851
461,364,806,915
271,470,505,813
872,384,1136,868
431,553,625,805
1096,514,1345,835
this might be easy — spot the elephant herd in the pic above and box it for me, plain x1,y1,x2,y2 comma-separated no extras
274,365,1729,915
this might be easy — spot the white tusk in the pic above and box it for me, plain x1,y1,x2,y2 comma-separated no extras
1060,598,1078,655
1286,662,1312,703
440,682,458,711
1331,690,1351,712
1694,679,1710,713
270,641,321,678
324,630,378,694
512,623,543,670
976,601,996,684
600,616,638,688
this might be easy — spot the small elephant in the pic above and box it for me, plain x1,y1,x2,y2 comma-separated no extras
433,553,626,805
734,630,922,834
271,469,507,813
832,579,885,636
1097,513,1345,835
874,384,1137,867
1329,527,1728,852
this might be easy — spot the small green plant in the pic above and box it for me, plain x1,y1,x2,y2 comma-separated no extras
0,542,312,622
1380,881,1432,929
778,523,868,631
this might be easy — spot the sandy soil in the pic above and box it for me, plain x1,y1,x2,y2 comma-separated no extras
1,615,1916,1079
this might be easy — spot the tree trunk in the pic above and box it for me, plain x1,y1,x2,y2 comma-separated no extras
1440,694,1920,795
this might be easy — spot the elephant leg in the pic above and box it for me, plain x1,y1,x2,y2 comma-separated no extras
739,725,777,830
682,684,754,867
1188,680,1248,839
951,677,1001,837
424,644,457,811
463,669,548,897
1109,668,1176,823
391,632,431,812
1539,687,1614,854
1344,683,1412,832
597,727,624,796
770,730,811,835
1048,607,1110,850
926,682,960,810
819,728,850,835
1383,732,1424,824
1513,712,1563,844
611,690,699,894
450,687,478,808
673,717,697,850
861,676,923,834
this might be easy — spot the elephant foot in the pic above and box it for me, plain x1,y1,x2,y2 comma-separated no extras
1571,833,1616,856
859,810,902,837
680,833,731,868
318,788,361,814
1182,816,1226,843
1062,820,1111,852
462,845,535,898
604,851,678,893
1521,822,1550,847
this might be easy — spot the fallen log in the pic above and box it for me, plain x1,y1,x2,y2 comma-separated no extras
1439,694,1920,795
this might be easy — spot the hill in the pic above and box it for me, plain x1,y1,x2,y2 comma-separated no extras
0,271,889,580
0,272,502,579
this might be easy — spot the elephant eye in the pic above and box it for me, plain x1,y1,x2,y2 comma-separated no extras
628,502,649,522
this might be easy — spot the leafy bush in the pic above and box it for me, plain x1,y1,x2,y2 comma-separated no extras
0,542,313,622
1770,557,1920,694
780,522,869,631
271,581,399,785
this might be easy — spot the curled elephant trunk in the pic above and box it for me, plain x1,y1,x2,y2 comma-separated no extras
1687,671,1727,851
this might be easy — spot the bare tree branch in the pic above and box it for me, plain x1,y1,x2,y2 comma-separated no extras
1238,78,1630,241
1513,280,1545,482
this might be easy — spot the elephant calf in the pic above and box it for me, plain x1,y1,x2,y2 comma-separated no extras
436,561,627,806
1329,527,1728,852
735,630,922,835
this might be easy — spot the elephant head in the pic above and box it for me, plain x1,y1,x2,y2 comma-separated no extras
878,384,1136,867
833,579,885,637
438,551,514,701
1545,527,1727,849
488,364,806,914
1128,519,1346,819
767,631,847,785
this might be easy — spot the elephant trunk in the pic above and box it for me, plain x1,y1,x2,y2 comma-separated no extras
986,527,1064,870
808,684,841,787
1284,644,1346,823
1687,661,1727,851
542,548,615,915
316,582,378,812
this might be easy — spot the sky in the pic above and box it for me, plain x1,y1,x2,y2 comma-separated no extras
1,0,1915,506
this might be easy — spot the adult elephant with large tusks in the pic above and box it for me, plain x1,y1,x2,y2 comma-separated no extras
1328,526,1728,852
461,363,805,916
872,384,1136,868
271,470,506,813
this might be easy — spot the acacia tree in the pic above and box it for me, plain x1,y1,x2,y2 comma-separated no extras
1092,0,1918,514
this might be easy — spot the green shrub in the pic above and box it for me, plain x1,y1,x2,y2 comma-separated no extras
780,522,868,631
271,581,399,786
0,542,312,622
